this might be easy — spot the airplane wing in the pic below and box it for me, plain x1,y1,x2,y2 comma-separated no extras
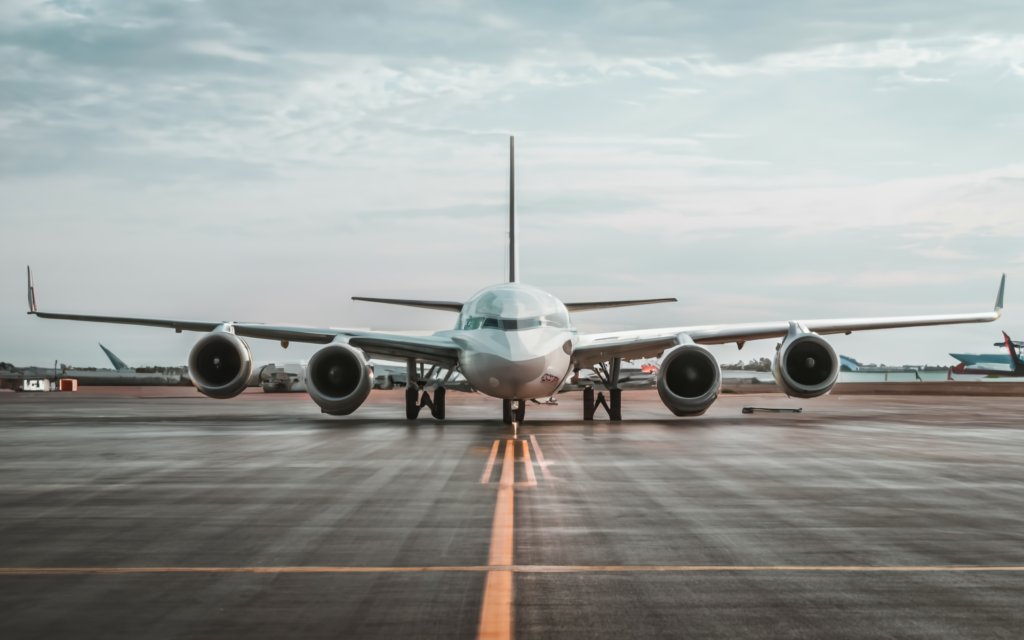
26,269,460,366
572,275,1005,368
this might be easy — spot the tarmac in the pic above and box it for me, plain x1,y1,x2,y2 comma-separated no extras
2,387,1023,639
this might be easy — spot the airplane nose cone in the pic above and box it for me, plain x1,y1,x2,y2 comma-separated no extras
454,330,571,399
464,352,547,397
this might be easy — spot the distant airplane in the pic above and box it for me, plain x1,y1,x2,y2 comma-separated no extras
949,332,1024,377
25,137,1007,422
0,344,187,389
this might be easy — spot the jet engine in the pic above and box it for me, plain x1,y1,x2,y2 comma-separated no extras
657,343,721,416
772,326,839,398
188,332,254,399
305,343,374,415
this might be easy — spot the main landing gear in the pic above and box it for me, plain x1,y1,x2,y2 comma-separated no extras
404,359,450,420
502,399,526,425
581,357,623,421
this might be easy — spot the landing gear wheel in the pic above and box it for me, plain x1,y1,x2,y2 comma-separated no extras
609,389,622,421
431,387,446,420
583,387,595,421
502,399,513,425
405,386,421,420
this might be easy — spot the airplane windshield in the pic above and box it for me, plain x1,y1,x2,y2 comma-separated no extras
462,313,568,331
457,283,572,332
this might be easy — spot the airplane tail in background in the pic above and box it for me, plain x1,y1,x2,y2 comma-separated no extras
1001,332,1024,373
99,343,130,371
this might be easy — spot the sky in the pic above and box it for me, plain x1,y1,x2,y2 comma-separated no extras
2,0,1022,369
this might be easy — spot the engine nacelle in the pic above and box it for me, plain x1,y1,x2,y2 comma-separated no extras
305,343,374,415
657,344,721,416
188,332,254,399
772,327,839,398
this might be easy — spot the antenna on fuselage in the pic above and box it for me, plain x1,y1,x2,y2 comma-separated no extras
508,135,519,283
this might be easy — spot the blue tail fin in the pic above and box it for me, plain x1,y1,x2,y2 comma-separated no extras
99,343,130,371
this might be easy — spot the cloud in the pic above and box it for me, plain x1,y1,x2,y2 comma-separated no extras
182,40,267,64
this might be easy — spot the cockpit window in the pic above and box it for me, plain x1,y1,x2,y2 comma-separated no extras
457,284,571,332
461,313,568,331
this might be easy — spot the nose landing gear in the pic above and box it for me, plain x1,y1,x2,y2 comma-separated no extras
502,399,526,425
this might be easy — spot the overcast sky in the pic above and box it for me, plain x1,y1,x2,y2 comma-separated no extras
2,0,1022,369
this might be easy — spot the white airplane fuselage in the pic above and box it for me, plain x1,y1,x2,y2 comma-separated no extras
439,283,576,400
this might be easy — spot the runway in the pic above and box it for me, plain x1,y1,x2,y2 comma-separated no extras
2,389,1023,638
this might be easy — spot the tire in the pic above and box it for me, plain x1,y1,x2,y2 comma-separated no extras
609,389,622,421
502,399,513,425
514,400,526,423
431,387,446,420
583,387,595,421
405,386,420,420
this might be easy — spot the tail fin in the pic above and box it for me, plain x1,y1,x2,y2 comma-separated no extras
27,266,37,313
99,343,130,371
1002,332,1024,372
507,135,518,283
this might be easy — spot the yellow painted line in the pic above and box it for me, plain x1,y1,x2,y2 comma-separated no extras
480,440,500,484
3,565,1024,576
521,439,537,487
477,441,516,640
528,434,553,480
478,569,513,639
491,442,515,563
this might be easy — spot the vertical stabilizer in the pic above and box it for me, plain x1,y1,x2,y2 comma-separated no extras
99,343,131,372
1002,332,1024,372
508,135,518,283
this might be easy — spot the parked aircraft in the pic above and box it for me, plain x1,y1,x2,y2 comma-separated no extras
0,344,187,388
950,332,1024,377
26,138,1006,422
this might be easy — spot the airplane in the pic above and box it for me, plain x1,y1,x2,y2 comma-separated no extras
949,332,1024,377
25,137,1007,423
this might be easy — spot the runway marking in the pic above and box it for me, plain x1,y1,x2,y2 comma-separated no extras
480,440,500,484
520,440,537,487
528,434,553,480
478,440,516,640
4,565,1024,576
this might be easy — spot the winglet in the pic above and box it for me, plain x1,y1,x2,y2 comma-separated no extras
27,266,37,314
995,273,1006,314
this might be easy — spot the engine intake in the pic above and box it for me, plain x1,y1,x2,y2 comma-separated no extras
188,332,254,399
772,328,839,398
306,343,374,415
657,344,721,416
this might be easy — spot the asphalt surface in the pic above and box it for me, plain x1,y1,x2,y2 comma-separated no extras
2,388,1023,639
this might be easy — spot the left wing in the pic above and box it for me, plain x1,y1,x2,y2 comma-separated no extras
572,274,1005,368
26,267,460,366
